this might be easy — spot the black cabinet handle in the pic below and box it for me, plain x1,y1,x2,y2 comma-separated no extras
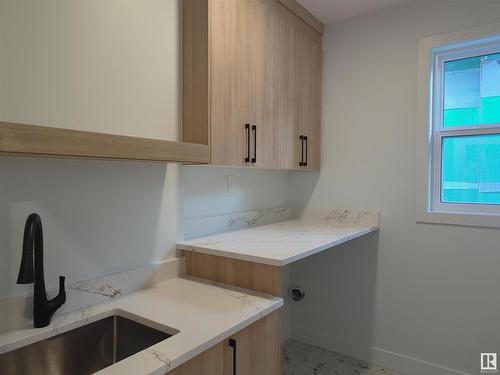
251,125,257,164
245,124,250,163
299,135,304,166
229,338,237,375
304,136,308,167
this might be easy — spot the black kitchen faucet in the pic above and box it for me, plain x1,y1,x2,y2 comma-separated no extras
17,213,66,328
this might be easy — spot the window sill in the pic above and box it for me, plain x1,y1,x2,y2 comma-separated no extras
416,209,500,229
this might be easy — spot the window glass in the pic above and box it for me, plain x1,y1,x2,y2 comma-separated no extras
443,53,500,127
441,134,500,204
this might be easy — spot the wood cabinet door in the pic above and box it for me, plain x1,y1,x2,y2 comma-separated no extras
249,0,278,169
210,0,252,166
223,310,280,375
166,342,223,375
209,0,321,169
274,6,302,169
270,2,322,170
297,30,322,170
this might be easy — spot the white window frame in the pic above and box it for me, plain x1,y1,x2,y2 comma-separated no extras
416,22,500,228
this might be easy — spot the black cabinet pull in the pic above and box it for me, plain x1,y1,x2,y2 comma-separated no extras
299,135,304,166
245,124,250,163
229,338,237,375
251,125,257,164
304,136,308,167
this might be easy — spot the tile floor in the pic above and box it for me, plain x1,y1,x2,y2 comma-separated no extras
282,339,404,375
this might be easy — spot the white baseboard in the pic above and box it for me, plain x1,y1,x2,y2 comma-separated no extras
292,326,470,375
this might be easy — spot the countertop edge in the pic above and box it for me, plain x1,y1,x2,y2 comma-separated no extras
177,226,379,266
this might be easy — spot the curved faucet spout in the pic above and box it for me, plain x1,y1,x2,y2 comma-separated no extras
17,213,66,328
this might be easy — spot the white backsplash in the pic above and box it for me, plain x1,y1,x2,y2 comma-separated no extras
297,208,380,228
0,258,183,334
184,207,294,240
184,207,380,240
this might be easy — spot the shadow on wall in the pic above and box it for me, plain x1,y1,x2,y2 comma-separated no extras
289,170,321,208
0,156,177,302
289,231,379,360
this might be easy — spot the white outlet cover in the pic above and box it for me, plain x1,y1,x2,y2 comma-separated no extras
227,175,235,193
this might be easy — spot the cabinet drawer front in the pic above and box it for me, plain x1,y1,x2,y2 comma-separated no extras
166,342,223,375
224,310,281,375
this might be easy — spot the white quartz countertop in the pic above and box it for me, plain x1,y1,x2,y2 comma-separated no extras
0,277,282,375
177,209,380,266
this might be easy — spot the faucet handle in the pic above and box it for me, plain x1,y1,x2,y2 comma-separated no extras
57,276,66,303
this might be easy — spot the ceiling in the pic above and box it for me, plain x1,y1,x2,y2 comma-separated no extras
297,0,414,24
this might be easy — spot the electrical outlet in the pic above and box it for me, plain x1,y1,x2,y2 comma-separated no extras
227,175,235,193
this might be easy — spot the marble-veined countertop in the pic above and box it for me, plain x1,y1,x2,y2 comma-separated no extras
0,276,282,375
177,209,380,266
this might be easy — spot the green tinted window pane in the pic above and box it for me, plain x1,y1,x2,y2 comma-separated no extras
444,56,481,72
486,53,500,61
443,107,479,126
441,134,500,204
481,96,500,123
443,52,500,127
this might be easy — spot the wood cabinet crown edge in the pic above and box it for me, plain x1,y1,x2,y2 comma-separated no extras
277,0,324,35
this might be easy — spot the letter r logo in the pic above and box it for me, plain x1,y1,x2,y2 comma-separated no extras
482,353,498,373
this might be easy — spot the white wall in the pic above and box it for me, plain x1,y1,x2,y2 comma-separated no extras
290,1,500,374
183,166,290,220
0,157,181,301
0,0,180,139
0,0,183,301
0,0,289,302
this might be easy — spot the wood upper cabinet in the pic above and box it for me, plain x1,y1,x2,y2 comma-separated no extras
250,0,278,169
297,29,322,170
272,4,322,170
274,10,301,170
183,0,322,170
209,0,253,166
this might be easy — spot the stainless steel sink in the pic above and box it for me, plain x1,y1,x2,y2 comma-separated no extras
0,315,174,375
